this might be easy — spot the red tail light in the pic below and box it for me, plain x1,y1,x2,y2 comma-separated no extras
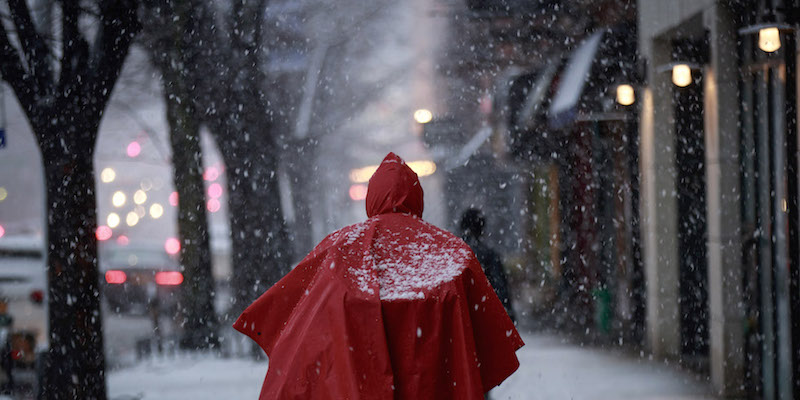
29,290,44,304
105,270,127,284
155,271,183,286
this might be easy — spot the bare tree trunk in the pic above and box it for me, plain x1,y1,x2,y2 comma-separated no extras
163,73,219,349
36,113,106,399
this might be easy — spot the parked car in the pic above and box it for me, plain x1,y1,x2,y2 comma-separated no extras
101,247,182,315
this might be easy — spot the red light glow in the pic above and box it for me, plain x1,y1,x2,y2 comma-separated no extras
349,184,368,201
207,198,221,213
96,226,113,241
169,191,179,207
203,167,219,181
165,237,181,255
0,224,4,239
155,271,183,286
126,141,141,158
105,270,127,284
208,183,223,199
117,235,129,246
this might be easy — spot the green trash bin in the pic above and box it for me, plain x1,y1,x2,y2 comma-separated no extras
593,288,611,335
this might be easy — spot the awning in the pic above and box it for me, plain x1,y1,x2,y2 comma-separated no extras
517,61,559,131
548,31,604,129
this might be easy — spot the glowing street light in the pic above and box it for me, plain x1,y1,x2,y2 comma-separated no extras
616,84,635,106
133,189,147,205
349,160,437,183
112,191,126,207
759,27,781,52
413,109,433,124
150,203,164,219
126,211,139,227
671,64,693,87
101,168,116,183
107,213,120,228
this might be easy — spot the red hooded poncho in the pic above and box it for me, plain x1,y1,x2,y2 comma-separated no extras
234,152,523,399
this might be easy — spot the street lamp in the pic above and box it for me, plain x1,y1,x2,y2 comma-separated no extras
413,109,433,124
671,64,693,87
739,23,795,53
615,84,635,106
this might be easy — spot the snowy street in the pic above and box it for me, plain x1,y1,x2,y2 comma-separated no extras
107,332,715,400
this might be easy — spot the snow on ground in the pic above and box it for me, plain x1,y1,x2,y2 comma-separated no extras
108,354,267,400
108,332,716,400
491,334,716,400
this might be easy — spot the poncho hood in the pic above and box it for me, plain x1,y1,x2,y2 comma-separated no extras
234,153,523,400
366,152,424,218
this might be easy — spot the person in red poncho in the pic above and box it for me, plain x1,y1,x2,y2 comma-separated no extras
234,152,524,399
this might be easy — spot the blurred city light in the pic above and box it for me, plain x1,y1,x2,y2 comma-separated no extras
207,198,221,212
165,237,181,255
349,160,437,183
112,191,126,207
0,187,7,202
140,179,153,191
133,190,147,205
155,271,183,286
349,184,368,201
407,160,437,177
0,224,5,239
107,213,120,228
126,212,139,227
100,168,116,183
413,108,433,124
671,64,692,87
169,191,179,207
105,270,126,284
96,226,113,241
208,183,223,199
759,27,781,52
616,84,635,106
126,141,141,158
116,235,129,246
203,167,219,181
134,205,146,218
150,203,164,219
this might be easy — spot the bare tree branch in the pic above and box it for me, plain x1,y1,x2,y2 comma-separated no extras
8,0,52,93
0,9,35,115
89,0,140,107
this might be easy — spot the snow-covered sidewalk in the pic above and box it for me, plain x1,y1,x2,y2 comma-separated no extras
108,332,715,400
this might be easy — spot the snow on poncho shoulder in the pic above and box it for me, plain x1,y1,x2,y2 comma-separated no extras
331,214,472,301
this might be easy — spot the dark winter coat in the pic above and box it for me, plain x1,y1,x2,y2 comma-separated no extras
464,237,513,320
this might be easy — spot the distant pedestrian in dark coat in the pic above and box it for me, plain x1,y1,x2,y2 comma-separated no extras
460,208,514,321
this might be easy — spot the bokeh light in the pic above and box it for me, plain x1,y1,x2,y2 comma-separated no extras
208,183,223,199
349,184,368,201
107,213,120,228
203,167,219,181
169,191,179,207
112,191,126,207
126,212,139,226
133,190,147,205
150,203,164,219
96,226,112,241
100,168,116,183
127,141,141,158
207,198,221,212
165,237,181,255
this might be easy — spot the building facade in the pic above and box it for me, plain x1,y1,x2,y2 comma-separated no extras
638,0,800,397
